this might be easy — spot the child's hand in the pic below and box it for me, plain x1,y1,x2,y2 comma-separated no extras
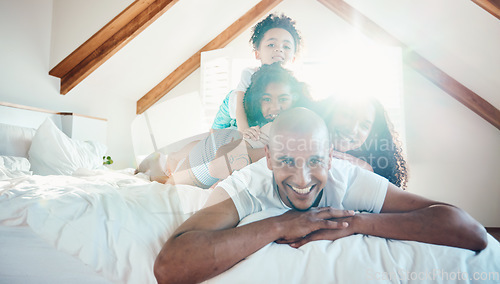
332,150,373,172
243,126,262,141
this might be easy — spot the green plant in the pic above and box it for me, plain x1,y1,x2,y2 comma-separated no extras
103,156,113,165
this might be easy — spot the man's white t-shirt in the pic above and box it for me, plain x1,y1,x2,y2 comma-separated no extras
218,157,389,221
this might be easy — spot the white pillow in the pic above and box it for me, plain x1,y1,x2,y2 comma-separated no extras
28,119,107,175
0,123,36,158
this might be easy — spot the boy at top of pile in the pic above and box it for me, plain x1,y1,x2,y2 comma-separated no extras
211,13,302,140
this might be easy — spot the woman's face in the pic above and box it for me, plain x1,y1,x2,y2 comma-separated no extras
328,100,376,152
260,82,294,122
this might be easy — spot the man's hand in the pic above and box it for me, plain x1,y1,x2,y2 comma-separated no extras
282,226,355,248
273,207,355,245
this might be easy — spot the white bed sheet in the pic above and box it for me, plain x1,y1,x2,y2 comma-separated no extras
0,169,499,284
0,168,212,283
0,225,111,284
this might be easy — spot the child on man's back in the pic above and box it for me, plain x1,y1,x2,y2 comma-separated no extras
211,13,302,140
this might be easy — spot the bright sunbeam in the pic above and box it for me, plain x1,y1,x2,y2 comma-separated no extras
292,42,406,148
294,42,403,104
200,42,405,142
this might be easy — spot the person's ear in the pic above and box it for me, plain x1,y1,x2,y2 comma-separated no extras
265,145,273,170
254,50,261,61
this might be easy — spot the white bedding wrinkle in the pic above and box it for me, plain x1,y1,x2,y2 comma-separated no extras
0,170,499,284
0,170,210,284
0,156,32,180
0,167,32,181
0,156,31,172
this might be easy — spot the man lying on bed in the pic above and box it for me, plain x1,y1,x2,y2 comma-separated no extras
154,107,487,284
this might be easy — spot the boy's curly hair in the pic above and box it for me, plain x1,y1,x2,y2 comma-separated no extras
244,62,311,127
250,13,302,53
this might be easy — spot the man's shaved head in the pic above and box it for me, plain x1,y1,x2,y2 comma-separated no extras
265,107,332,211
269,107,330,149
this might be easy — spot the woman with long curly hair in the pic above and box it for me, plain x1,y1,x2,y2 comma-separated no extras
319,96,409,189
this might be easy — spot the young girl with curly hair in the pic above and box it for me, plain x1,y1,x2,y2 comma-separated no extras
211,13,302,139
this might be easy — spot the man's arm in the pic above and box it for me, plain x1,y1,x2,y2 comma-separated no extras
362,183,487,250
154,187,354,284
289,183,488,251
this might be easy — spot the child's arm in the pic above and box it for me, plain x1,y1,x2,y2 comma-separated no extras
235,90,250,131
236,90,262,141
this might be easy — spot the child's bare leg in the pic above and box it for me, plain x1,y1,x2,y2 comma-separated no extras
208,139,265,180
136,152,165,174
166,140,200,173
136,152,170,183
247,147,266,164
136,152,158,174
167,129,242,189
167,157,210,189
149,152,168,183
208,139,245,179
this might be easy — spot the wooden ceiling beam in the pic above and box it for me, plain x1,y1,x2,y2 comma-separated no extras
318,0,500,131
136,0,283,114
49,0,180,95
471,0,500,20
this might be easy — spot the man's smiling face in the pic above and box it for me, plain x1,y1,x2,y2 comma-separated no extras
266,130,332,211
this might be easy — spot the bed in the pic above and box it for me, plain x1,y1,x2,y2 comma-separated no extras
1,102,499,284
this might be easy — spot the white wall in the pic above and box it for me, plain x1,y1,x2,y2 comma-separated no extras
0,0,136,169
0,0,57,106
403,67,500,227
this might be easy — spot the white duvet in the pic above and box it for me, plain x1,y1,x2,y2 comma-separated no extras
0,169,499,284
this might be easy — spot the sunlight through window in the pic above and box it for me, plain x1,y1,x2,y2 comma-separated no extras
293,43,405,146
201,43,405,148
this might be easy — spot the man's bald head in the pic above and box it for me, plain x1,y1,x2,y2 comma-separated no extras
269,107,330,149
265,107,332,211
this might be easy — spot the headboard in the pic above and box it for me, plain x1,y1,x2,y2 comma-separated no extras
0,101,107,158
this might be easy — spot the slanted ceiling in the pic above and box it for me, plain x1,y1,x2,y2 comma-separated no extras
49,0,180,95
472,0,500,20
136,0,283,114
319,0,500,130
49,0,500,130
